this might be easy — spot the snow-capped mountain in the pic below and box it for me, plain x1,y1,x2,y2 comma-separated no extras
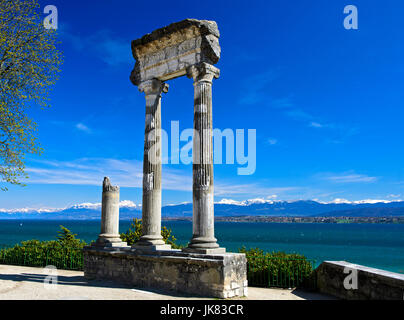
0,200,142,220
0,199,403,220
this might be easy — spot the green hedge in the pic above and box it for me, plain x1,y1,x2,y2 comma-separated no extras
0,240,84,270
239,247,316,289
0,226,86,270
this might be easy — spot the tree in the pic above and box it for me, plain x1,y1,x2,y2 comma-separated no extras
57,225,84,248
120,218,143,245
0,0,62,190
120,218,182,248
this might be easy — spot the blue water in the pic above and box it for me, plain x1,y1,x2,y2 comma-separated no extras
1,220,404,274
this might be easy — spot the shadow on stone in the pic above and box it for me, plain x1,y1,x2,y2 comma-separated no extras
290,288,337,300
0,271,215,298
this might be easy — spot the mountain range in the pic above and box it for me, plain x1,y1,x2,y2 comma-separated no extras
1,199,404,220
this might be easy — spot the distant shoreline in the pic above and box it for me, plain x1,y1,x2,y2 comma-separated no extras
164,216,404,224
1,216,404,224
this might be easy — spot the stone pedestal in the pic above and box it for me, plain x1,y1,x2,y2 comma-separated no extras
94,177,127,248
83,247,248,298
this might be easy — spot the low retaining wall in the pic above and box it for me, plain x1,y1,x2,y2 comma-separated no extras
316,261,404,300
83,246,247,299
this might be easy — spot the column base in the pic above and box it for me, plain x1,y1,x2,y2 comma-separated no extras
182,247,226,254
132,244,172,251
184,236,224,254
135,234,166,247
92,238,128,248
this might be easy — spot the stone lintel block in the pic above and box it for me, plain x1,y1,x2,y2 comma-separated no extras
83,247,247,298
130,19,220,86
132,19,219,49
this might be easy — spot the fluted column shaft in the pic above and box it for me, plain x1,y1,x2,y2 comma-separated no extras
184,63,225,254
136,79,168,247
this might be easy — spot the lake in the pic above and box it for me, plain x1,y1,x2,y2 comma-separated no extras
1,220,404,273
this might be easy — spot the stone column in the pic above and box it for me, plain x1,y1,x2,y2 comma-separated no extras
183,62,225,254
95,177,127,247
133,79,171,250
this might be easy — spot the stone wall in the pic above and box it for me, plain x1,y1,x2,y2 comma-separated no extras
316,261,404,300
83,247,248,299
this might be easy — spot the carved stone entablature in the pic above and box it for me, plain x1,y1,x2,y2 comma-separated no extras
130,19,220,86
102,177,119,192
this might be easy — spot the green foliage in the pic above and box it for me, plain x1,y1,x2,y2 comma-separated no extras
120,218,142,245
162,225,183,249
239,246,310,261
0,0,63,189
120,218,183,249
239,246,315,289
0,226,85,270
56,225,85,247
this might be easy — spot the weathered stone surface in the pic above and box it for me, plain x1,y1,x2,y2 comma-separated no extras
183,62,223,253
316,261,404,300
83,247,247,299
131,243,171,251
182,247,226,254
135,79,169,248
130,19,220,85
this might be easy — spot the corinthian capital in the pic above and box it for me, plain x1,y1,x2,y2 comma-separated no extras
138,79,169,95
187,62,220,83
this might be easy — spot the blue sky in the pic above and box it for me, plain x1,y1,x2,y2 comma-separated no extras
1,0,403,209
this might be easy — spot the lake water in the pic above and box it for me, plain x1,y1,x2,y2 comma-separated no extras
1,220,404,274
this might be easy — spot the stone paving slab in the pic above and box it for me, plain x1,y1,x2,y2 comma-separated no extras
0,265,334,300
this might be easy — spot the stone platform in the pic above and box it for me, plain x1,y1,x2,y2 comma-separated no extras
83,246,247,299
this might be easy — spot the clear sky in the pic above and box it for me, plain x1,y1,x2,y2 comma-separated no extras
1,0,403,209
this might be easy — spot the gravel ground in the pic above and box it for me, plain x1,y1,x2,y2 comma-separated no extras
0,264,334,300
